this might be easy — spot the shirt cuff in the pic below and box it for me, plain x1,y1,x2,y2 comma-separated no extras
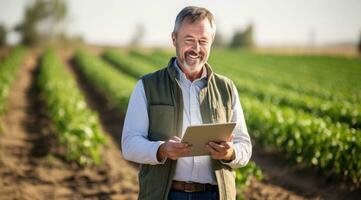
152,141,167,165
220,145,240,167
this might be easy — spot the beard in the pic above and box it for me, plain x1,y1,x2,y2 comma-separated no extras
182,50,206,71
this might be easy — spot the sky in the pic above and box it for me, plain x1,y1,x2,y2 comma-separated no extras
1,0,361,47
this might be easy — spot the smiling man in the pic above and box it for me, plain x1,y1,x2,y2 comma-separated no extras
122,6,252,200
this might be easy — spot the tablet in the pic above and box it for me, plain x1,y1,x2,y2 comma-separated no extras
181,122,236,157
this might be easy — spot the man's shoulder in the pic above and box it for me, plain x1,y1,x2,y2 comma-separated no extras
212,72,234,86
141,67,168,81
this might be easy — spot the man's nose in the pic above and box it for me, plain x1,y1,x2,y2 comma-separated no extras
192,42,200,52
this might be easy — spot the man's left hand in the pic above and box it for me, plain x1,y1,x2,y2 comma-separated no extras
206,134,235,161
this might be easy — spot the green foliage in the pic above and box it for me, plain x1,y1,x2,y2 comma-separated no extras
236,161,263,189
74,49,136,112
0,46,27,115
243,95,361,184
209,50,361,128
15,0,67,45
0,24,6,46
102,50,159,79
210,50,361,103
208,50,361,185
230,24,255,49
130,48,174,68
229,30,243,48
38,49,106,166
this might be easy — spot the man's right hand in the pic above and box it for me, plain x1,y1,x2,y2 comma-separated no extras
157,136,191,161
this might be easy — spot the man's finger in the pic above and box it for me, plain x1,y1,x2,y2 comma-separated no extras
171,136,182,142
170,142,189,149
220,141,231,149
168,146,192,159
228,134,234,142
209,142,226,152
206,144,218,155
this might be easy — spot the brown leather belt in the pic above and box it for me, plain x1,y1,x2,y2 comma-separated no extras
171,180,218,193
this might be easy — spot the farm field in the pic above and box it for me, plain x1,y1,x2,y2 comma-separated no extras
0,45,360,200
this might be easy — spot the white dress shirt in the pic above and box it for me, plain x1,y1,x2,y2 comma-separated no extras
122,60,252,185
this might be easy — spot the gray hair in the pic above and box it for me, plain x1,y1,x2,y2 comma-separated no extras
173,6,216,36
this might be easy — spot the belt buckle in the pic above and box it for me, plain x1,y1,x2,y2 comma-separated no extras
184,183,195,192
184,188,193,192
184,183,194,192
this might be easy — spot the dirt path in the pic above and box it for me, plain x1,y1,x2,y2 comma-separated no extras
0,49,138,199
245,147,361,200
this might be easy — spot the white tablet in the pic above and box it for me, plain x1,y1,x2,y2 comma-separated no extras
181,122,236,157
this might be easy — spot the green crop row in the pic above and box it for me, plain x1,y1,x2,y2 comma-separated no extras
73,49,136,111
209,50,361,104
220,69,361,129
0,46,27,115
241,94,361,184
102,50,159,79
135,49,361,129
129,48,173,68
38,49,106,166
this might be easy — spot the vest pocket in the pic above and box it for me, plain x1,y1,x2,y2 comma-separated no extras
149,104,175,141
139,163,171,199
213,105,233,123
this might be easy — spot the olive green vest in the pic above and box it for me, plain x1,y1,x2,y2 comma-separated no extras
139,57,236,200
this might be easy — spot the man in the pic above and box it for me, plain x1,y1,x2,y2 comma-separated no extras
122,6,252,200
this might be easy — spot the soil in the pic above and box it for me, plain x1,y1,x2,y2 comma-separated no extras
244,146,361,200
0,48,138,200
0,47,359,200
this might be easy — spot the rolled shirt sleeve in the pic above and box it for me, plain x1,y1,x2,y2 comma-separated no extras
121,80,165,165
220,83,252,168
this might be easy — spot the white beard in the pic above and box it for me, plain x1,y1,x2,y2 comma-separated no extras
183,57,203,71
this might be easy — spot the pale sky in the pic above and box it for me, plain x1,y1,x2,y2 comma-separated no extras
1,0,361,47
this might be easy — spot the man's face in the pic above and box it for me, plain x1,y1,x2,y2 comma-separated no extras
172,18,214,78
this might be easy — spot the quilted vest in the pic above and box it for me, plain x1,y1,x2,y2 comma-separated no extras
139,57,236,200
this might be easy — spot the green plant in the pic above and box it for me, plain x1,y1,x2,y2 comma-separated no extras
0,46,27,115
39,49,106,166
74,49,136,112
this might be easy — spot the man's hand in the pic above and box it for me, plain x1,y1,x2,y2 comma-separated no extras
157,136,192,161
206,134,235,161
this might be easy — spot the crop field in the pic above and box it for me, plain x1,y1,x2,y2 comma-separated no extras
0,45,360,199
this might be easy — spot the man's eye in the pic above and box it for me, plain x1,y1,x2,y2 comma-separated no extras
200,40,208,45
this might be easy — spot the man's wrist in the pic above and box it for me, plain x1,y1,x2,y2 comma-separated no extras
222,148,236,162
157,143,166,162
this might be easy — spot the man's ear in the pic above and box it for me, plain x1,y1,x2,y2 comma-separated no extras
171,32,176,47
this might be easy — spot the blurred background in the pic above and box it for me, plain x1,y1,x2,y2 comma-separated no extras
0,1,361,200
1,0,361,55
